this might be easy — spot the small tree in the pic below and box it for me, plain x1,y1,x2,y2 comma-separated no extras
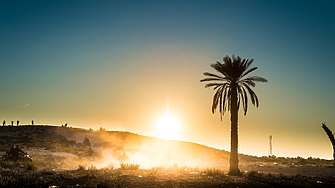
83,137,91,147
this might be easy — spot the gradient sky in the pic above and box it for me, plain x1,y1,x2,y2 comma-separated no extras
1,0,335,159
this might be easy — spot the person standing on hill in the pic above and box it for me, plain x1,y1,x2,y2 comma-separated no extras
32,120,34,126
17,120,19,126
2,120,5,126
11,121,13,126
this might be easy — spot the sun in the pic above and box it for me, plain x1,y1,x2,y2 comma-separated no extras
156,112,180,140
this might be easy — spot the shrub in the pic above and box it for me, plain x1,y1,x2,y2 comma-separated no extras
40,169,56,175
0,161,21,169
149,167,163,176
120,163,140,170
83,171,96,179
26,162,38,171
77,164,86,171
88,164,97,171
83,137,91,147
202,168,224,177
247,170,258,178
45,144,57,150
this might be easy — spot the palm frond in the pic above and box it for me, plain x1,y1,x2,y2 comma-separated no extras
203,72,226,80
222,89,228,113
236,85,246,114
213,83,228,90
242,76,268,83
212,87,222,113
240,67,257,79
245,59,254,70
240,80,256,87
241,86,248,115
211,62,230,79
242,83,259,107
204,83,222,88
200,78,225,82
219,88,223,120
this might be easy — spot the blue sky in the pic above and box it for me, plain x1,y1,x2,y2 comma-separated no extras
1,0,335,159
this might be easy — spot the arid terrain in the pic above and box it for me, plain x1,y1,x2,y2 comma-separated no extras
0,125,334,187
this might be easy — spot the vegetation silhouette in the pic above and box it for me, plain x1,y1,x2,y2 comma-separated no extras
83,137,91,147
321,123,335,166
201,55,267,176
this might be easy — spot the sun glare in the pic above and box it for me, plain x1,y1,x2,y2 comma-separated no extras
156,113,180,140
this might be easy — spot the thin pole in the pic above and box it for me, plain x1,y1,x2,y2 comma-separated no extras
269,135,273,157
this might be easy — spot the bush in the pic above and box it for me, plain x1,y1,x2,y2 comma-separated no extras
45,144,57,150
83,137,91,147
202,168,224,177
247,170,259,178
40,169,56,175
88,164,97,171
0,161,21,169
77,164,86,171
26,162,38,171
120,163,140,170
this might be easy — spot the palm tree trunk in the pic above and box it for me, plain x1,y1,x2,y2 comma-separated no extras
228,85,242,176
322,123,335,166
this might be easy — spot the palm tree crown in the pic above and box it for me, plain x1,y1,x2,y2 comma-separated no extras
200,55,268,118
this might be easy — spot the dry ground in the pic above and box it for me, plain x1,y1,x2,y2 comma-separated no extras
241,164,335,177
0,164,335,187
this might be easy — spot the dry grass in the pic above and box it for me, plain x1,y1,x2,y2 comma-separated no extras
0,165,334,187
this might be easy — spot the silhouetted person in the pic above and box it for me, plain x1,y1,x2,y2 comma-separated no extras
6,145,15,156
11,121,13,126
13,145,25,160
65,123,68,127
2,120,5,126
32,120,34,126
17,120,19,126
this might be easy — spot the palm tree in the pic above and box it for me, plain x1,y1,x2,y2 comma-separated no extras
200,55,267,176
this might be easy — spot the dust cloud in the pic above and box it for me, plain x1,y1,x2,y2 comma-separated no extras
48,126,229,170
0,126,229,170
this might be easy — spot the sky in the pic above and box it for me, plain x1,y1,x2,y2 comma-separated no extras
1,0,335,159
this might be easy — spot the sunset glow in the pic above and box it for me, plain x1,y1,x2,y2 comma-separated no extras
156,112,180,140
1,1,335,160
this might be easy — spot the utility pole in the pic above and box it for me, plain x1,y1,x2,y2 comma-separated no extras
269,135,273,157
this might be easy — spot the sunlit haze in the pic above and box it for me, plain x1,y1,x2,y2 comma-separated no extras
156,109,180,140
1,0,335,160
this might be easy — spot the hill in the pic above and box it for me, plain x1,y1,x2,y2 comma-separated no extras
0,125,332,173
0,125,232,169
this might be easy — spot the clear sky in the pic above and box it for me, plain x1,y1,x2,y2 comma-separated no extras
1,0,335,159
